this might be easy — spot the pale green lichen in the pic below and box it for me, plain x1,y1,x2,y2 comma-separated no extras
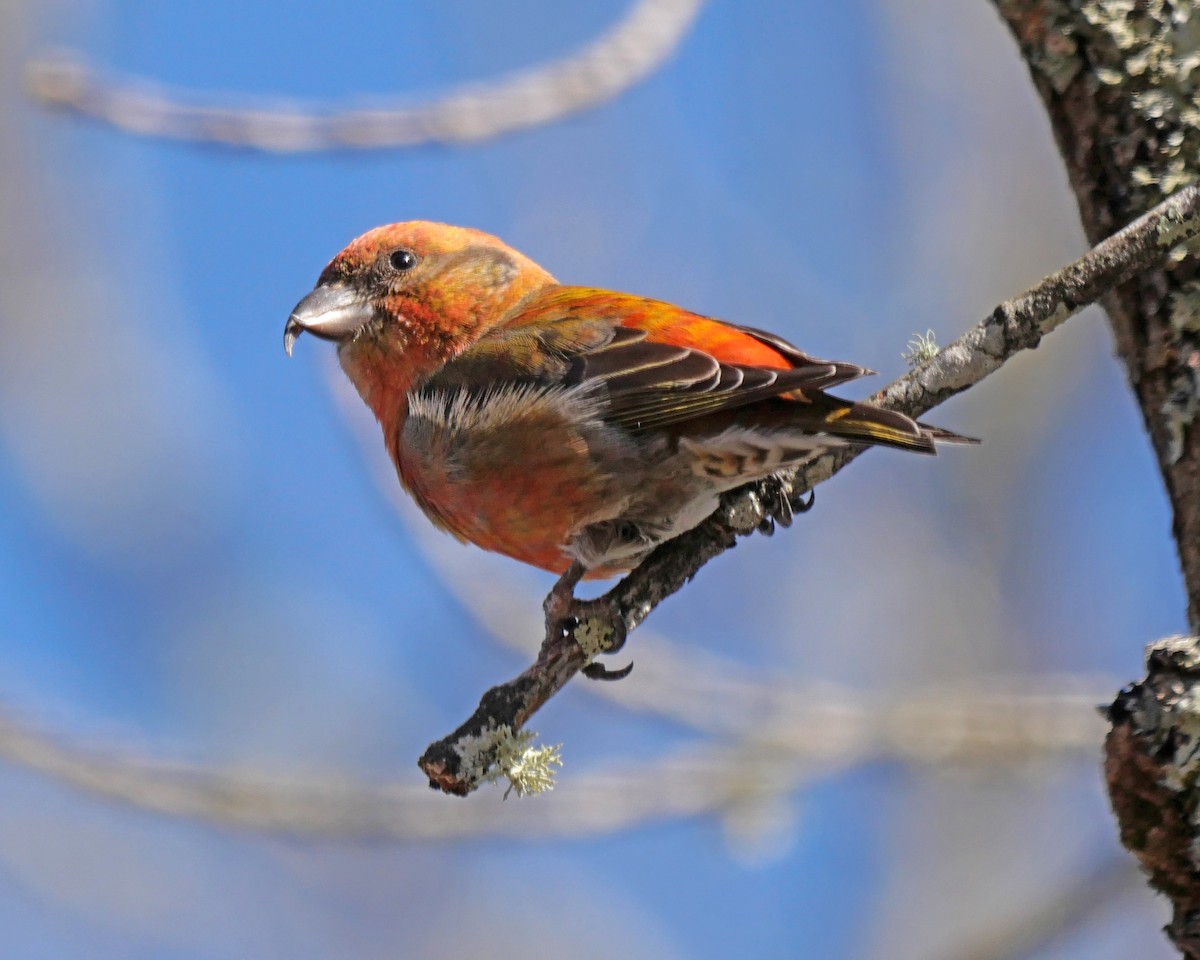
1164,364,1200,463
1063,0,1200,452
574,616,616,660
1161,686,1200,792
1076,0,1200,195
455,724,563,797
902,329,940,368
992,0,1085,91
1148,638,1200,797
483,726,563,798
1156,196,1200,260
995,0,1200,196
1171,281,1200,334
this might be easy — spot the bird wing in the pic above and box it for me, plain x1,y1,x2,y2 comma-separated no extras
419,286,873,432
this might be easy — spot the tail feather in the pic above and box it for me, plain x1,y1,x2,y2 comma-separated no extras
821,400,978,454
915,419,981,446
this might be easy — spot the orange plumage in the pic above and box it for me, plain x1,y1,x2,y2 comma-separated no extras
286,222,973,577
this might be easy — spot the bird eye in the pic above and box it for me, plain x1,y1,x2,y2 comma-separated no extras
388,249,418,272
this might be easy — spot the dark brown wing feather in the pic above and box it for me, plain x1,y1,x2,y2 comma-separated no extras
418,308,974,453
555,325,870,432
419,317,853,426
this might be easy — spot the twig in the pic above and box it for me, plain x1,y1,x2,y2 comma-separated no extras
419,182,1200,795
24,0,704,152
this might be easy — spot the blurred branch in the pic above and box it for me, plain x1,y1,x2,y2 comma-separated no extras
24,0,703,152
935,856,1145,960
419,182,1200,796
0,682,1103,838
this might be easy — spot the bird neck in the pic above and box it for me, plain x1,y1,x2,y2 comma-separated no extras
340,266,557,439
337,338,426,436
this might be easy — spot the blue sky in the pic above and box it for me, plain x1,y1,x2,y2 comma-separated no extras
0,1,1182,958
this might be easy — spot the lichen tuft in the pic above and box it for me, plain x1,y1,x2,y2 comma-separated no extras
491,728,563,798
902,329,940,368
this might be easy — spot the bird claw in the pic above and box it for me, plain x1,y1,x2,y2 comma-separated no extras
582,660,634,681
754,478,814,534
791,487,815,514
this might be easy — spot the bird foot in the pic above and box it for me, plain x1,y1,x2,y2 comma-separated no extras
745,476,816,536
543,562,632,681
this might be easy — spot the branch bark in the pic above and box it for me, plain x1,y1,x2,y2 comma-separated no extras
1106,636,1200,959
989,5,1200,955
419,183,1200,796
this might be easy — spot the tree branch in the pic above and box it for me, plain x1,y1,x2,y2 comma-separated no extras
1106,635,1200,959
418,182,1200,796
989,7,1200,953
24,0,703,152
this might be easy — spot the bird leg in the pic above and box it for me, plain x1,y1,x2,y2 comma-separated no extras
543,560,632,681
543,559,586,626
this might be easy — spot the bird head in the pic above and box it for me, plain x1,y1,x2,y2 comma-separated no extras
285,221,555,418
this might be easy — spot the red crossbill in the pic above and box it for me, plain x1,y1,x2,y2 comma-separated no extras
285,222,973,579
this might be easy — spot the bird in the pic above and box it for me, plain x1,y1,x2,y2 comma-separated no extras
285,221,975,581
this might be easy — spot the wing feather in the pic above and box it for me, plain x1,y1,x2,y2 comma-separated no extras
417,287,874,434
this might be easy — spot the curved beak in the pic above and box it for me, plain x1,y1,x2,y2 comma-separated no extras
284,283,372,356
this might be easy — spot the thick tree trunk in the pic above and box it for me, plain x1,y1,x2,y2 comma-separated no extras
992,0,1200,630
991,3,1200,954
1106,636,1200,959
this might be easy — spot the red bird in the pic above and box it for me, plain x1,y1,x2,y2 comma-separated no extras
285,222,972,579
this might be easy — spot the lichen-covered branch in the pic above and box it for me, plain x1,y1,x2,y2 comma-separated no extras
1106,636,1200,959
991,0,1200,629
990,6,1200,954
24,0,703,152
419,182,1200,796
